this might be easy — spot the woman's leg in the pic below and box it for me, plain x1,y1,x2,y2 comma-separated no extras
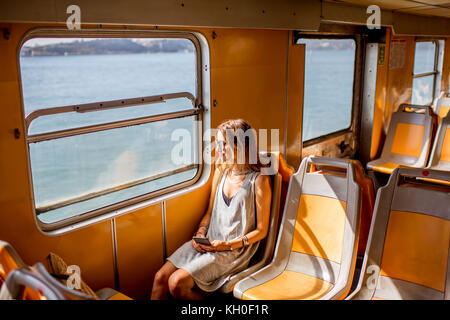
151,261,177,300
168,268,204,300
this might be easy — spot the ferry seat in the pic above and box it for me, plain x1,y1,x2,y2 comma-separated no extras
0,240,28,286
334,160,376,257
0,267,63,300
348,167,450,300
434,91,450,123
367,104,434,174
427,111,450,172
233,156,361,300
33,261,131,300
32,262,96,300
44,252,132,300
0,243,131,300
305,159,374,257
218,152,282,293
0,241,43,300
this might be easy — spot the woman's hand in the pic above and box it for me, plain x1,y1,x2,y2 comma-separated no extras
198,240,231,252
191,233,207,253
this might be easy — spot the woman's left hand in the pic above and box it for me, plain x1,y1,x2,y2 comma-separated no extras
198,240,231,252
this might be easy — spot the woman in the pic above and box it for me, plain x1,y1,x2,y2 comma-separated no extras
151,119,272,300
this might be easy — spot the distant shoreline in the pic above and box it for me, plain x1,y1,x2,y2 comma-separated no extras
21,38,195,57
20,51,193,57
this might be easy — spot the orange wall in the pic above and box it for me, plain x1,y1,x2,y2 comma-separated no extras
370,29,450,159
0,23,293,299
370,28,391,160
370,31,448,160
2,21,446,299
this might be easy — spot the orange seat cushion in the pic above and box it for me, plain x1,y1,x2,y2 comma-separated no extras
438,106,450,121
391,123,424,158
107,292,133,300
380,211,450,292
292,195,347,264
440,129,450,163
242,270,334,300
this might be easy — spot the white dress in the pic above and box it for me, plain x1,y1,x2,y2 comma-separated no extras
167,169,260,292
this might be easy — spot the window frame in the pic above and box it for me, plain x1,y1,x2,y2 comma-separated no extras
17,27,211,234
412,39,440,105
294,33,359,147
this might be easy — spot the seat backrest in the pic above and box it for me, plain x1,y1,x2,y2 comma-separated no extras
273,156,361,299
219,152,282,293
434,91,450,123
427,112,450,171
0,241,28,285
33,262,96,300
378,104,433,167
349,168,450,300
316,160,375,257
0,268,63,300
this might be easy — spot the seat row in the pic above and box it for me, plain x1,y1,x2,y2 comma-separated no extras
1,155,448,300
233,156,449,300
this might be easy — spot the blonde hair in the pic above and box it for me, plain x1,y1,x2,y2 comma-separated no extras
216,119,262,173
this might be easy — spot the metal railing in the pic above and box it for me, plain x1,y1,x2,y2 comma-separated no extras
26,92,203,216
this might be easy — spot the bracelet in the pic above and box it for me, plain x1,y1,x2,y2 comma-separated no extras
194,231,205,237
194,224,209,237
242,235,249,247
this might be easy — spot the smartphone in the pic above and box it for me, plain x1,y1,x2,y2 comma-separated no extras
193,237,212,246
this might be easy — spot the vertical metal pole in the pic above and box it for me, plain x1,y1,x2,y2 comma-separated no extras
111,218,120,291
360,42,379,165
161,201,167,261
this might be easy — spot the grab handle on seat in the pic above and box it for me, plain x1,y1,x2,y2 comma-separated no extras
399,104,431,115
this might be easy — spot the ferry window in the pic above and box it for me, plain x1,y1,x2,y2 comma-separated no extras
19,36,202,226
297,38,356,142
412,41,438,105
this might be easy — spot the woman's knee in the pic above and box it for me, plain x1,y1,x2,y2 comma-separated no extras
153,262,176,286
153,268,170,288
168,271,193,298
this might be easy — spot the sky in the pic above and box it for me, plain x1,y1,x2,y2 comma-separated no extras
23,38,94,47
22,38,168,47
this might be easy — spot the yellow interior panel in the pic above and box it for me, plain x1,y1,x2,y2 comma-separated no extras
242,270,334,300
291,194,347,264
440,129,450,162
371,29,391,161
107,292,133,300
115,203,163,299
165,176,212,256
380,211,450,292
390,123,424,157
285,41,305,171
